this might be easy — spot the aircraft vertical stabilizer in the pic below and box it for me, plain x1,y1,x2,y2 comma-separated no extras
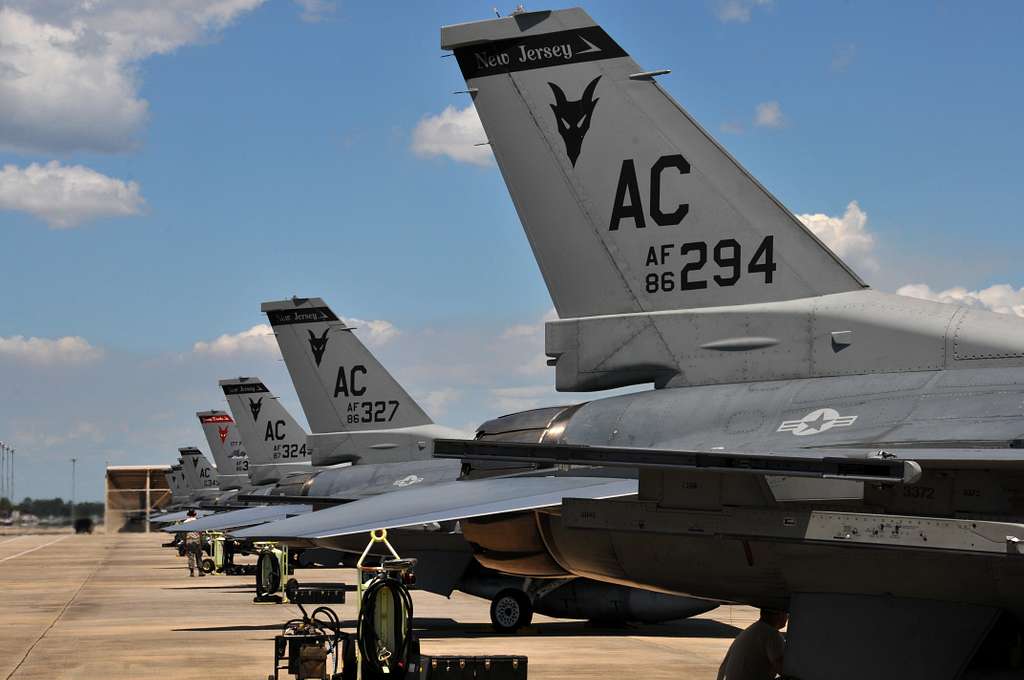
196,411,250,490
261,298,431,434
442,9,864,319
220,377,312,484
178,447,220,492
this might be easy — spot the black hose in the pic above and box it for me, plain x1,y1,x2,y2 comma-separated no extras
357,575,414,679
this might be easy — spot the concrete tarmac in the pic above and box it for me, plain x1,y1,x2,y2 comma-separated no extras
0,533,757,679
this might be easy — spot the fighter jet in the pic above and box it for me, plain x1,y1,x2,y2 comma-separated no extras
161,379,321,535
164,348,469,536
415,8,1024,679
229,298,715,629
150,451,221,523
234,7,1024,675
149,464,191,521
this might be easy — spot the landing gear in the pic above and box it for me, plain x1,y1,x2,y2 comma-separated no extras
490,589,533,633
254,546,288,603
200,557,215,574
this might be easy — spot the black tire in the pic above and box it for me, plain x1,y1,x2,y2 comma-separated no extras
490,589,533,632
200,557,215,574
256,551,281,597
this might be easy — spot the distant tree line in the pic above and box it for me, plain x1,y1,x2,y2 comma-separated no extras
0,497,103,518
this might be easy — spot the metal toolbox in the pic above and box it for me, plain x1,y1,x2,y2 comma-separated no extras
417,655,527,679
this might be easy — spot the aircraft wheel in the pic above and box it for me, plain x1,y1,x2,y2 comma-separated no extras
490,589,533,633
200,558,215,574
256,552,281,597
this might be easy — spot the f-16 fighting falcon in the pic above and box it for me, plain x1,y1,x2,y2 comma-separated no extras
420,8,1024,680
150,449,223,524
231,296,716,629
158,385,318,534
236,7,1024,679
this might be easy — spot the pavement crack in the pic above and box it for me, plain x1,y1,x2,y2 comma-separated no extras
4,542,110,680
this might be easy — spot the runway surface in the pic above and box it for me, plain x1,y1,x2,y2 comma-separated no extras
0,532,757,679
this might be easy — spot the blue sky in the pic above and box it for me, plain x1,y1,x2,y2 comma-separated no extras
2,0,1024,501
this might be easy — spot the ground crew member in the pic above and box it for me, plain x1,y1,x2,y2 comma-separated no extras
182,509,204,578
717,608,787,680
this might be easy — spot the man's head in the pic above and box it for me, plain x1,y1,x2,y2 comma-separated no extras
186,509,196,518
759,608,788,630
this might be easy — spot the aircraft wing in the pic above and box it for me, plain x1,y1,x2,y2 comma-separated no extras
163,504,312,533
232,475,637,541
236,494,353,507
434,440,1024,478
433,440,926,483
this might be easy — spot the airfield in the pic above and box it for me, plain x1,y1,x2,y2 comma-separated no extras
0,531,754,680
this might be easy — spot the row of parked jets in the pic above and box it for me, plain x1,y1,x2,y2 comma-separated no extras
154,293,712,630
151,7,1024,679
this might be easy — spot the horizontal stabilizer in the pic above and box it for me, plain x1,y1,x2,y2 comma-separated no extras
163,504,312,533
433,440,920,484
231,475,637,541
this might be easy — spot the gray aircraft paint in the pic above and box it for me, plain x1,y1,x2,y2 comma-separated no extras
234,292,717,626
232,473,635,542
165,465,187,503
443,9,862,320
178,447,220,492
164,504,312,533
220,377,312,485
434,8,1024,679
261,297,467,466
261,298,431,434
195,411,250,490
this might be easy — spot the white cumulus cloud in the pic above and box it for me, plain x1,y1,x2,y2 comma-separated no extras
421,388,460,418
193,324,278,357
897,284,1024,317
797,201,877,272
754,100,784,128
715,0,772,23
0,335,103,364
0,1,265,154
347,318,400,346
0,161,144,228
294,0,336,23
411,105,494,167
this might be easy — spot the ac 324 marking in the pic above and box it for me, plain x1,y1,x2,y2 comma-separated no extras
273,443,309,459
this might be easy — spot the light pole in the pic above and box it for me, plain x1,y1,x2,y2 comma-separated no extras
70,457,77,527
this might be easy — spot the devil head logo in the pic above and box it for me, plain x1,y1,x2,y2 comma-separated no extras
548,76,601,167
308,329,329,366
248,397,263,422
217,426,229,444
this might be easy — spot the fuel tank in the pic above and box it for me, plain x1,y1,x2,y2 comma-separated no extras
462,511,569,577
458,564,717,623
460,404,585,577
535,579,717,623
